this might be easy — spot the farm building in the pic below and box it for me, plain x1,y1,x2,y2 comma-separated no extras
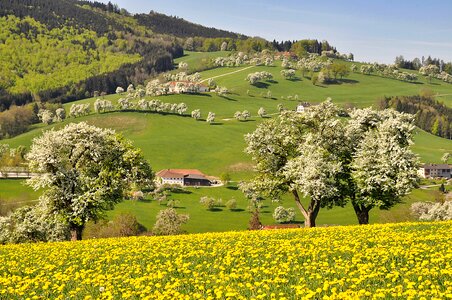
418,164,452,179
156,169,211,186
296,102,312,113
167,81,209,94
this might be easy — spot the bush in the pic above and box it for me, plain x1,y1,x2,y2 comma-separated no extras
152,208,189,236
0,203,70,244
200,196,216,210
220,172,231,185
166,199,180,208
84,213,146,239
111,214,145,237
411,201,452,221
226,198,237,210
273,206,296,223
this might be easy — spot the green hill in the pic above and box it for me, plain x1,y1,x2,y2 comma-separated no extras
0,0,250,109
1,51,451,232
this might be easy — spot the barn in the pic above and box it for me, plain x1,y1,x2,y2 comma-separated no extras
156,169,211,186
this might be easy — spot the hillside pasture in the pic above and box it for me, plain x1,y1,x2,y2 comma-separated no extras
0,51,451,233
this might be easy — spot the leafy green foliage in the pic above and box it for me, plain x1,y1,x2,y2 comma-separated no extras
381,95,452,139
0,16,140,96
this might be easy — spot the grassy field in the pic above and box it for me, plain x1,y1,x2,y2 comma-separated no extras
1,221,451,299
1,51,451,233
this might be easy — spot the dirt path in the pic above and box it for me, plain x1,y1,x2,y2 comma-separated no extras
201,66,255,83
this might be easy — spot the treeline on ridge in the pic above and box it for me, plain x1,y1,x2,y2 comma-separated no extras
0,0,126,34
395,55,452,75
136,11,244,39
380,95,452,139
0,0,186,110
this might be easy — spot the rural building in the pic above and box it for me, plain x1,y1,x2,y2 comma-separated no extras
156,169,211,186
167,81,209,94
275,51,297,60
418,164,452,179
296,104,305,113
296,102,312,113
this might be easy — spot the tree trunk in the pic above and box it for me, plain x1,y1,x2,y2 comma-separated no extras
304,200,321,228
70,224,84,241
292,190,321,228
353,203,372,225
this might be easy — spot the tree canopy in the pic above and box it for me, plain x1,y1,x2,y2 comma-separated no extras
242,100,419,227
26,122,153,240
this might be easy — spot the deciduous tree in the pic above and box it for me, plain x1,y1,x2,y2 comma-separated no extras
25,122,153,241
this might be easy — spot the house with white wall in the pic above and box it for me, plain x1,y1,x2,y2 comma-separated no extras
418,164,452,179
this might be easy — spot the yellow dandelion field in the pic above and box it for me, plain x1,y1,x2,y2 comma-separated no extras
1,221,452,299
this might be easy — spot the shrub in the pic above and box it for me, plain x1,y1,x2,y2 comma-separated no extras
220,172,231,185
111,214,144,237
0,203,70,244
84,213,146,239
166,199,180,208
200,196,216,210
226,198,237,210
411,201,452,221
273,206,296,223
152,208,189,236
131,190,144,201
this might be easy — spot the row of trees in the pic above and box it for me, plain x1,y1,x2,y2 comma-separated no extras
69,99,189,117
241,100,419,227
419,65,452,84
246,71,274,85
353,63,418,82
380,95,452,139
395,55,452,75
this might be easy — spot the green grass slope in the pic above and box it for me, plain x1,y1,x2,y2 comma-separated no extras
1,51,452,232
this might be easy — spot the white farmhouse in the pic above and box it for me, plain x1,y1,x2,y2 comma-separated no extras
167,81,209,94
156,169,211,186
418,164,452,179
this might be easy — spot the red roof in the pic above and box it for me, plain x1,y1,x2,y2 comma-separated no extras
156,169,205,178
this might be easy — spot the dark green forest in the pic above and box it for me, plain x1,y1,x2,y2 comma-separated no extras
381,95,452,139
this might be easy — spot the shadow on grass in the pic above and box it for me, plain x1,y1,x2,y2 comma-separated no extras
210,122,224,126
338,78,359,84
208,208,223,212
287,77,301,82
226,186,238,190
219,95,237,101
230,208,245,212
253,82,270,89
136,199,152,203
170,189,192,194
